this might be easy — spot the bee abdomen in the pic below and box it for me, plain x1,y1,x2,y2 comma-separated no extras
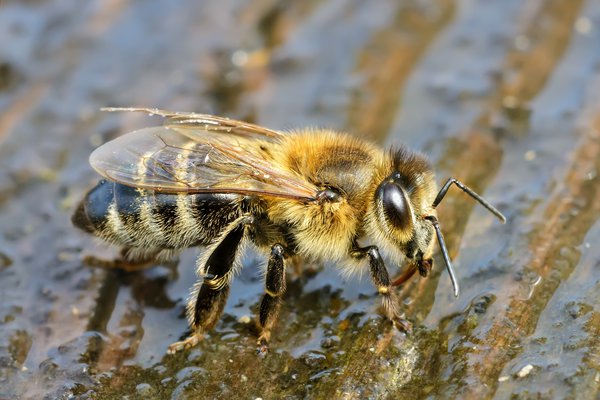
73,180,241,250
71,200,96,233
72,179,117,234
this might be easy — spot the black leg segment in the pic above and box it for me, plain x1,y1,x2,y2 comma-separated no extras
351,245,411,332
192,283,230,332
168,217,250,354
257,244,287,352
391,251,432,287
201,222,246,292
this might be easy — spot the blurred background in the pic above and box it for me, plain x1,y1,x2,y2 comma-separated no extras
1,0,599,398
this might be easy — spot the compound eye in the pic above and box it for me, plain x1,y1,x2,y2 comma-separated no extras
379,182,413,231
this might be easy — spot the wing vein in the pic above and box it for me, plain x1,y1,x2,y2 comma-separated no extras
90,110,318,201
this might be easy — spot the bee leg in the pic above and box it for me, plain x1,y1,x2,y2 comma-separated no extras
82,247,156,272
352,245,412,332
391,252,432,286
167,217,251,354
417,257,433,278
168,283,232,354
257,243,286,355
391,264,418,287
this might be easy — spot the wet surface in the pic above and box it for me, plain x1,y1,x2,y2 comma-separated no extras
1,0,600,398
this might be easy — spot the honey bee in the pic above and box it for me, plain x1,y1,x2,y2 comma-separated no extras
72,107,505,354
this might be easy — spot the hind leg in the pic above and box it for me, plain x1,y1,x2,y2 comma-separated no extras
167,216,252,354
83,247,169,272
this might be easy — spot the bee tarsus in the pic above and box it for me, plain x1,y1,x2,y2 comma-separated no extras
167,332,203,355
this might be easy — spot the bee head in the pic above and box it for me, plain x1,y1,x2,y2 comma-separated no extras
370,147,436,244
371,147,505,298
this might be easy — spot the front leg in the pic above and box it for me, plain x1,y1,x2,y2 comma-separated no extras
351,245,411,332
391,250,433,286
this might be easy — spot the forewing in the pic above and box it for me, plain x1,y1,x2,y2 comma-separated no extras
89,126,318,200
102,107,285,140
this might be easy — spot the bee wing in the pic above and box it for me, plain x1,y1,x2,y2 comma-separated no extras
102,107,285,140
89,126,319,200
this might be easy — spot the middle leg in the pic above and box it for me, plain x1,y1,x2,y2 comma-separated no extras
257,243,287,353
391,250,433,287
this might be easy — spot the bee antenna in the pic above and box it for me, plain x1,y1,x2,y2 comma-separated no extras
425,215,459,297
433,178,506,223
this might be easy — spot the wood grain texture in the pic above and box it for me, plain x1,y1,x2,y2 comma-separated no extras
0,0,599,398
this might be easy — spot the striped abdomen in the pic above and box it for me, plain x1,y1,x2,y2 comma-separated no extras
72,180,241,251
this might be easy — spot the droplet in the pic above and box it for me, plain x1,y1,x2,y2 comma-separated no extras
136,383,153,396
516,364,534,378
575,17,592,34
514,35,530,51
524,150,536,161
231,50,248,67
